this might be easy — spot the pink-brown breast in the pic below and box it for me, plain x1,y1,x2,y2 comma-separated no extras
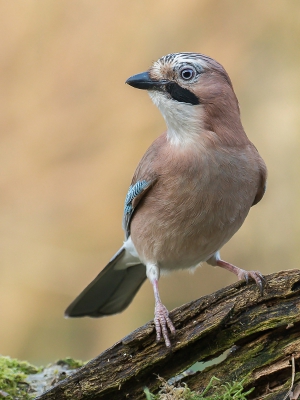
130,132,266,272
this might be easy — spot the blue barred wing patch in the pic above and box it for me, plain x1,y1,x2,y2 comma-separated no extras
123,180,151,238
124,180,149,216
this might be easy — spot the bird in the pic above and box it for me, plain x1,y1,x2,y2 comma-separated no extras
65,52,267,348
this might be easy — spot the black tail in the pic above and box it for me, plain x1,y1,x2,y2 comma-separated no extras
65,247,146,317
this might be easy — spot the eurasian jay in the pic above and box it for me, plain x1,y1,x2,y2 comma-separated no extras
65,52,267,348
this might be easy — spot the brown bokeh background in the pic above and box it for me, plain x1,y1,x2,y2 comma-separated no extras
0,1,299,364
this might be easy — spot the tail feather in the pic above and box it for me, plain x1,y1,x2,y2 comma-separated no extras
65,247,146,318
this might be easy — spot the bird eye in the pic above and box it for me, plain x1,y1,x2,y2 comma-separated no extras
180,68,195,81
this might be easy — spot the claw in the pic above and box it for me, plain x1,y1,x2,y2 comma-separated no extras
238,269,265,295
154,301,176,347
249,271,266,295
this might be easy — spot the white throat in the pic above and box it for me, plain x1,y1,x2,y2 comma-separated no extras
149,91,203,146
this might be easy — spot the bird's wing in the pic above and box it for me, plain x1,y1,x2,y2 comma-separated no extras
122,177,157,239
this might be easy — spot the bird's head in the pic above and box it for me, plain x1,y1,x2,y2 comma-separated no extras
126,53,243,146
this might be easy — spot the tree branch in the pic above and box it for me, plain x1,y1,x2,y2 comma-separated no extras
35,269,300,400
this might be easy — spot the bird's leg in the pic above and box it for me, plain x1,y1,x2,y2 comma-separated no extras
146,263,175,347
215,258,265,294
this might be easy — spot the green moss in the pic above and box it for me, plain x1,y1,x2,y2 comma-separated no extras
144,377,254,400
0,356,85,399
56,357,85,369
0,356,41,399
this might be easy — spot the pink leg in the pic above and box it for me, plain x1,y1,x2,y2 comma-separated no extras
152,279,176,347
216,259,265,294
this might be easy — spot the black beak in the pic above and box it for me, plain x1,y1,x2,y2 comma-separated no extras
126,72,166,90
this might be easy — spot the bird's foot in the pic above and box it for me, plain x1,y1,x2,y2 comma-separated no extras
154,301,176,347
216,259,265,295
237,269,265,294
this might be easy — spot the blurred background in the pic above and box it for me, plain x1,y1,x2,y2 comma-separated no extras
0,0,299,365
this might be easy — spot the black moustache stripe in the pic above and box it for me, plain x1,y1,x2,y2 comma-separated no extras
165,82,199,105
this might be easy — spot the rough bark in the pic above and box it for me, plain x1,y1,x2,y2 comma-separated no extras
35,269,300,400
